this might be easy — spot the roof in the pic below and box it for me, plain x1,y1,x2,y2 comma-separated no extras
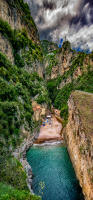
47,115,51,118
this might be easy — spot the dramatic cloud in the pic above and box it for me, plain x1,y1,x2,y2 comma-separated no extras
24,0,93,50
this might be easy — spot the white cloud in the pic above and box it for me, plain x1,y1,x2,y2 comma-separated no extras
68,25,93,50
24,0,93,50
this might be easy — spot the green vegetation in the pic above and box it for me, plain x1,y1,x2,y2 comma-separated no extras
41,40,59,54
0,18,43,66
47,69,93,124
0,1,93,196
47,77,60,102
41,40,59,77
0,52,50,151
54,83,73,120
0,182,41,200
0,15,46,151
2,15,91,129
0,53,33,146
46,53,58,76
62,41,71,51
46,49,88,117
0,50,49,142
75,71,93,93
0,19,49,198
58,51,86,84
0,156,28,190
0,7,51,199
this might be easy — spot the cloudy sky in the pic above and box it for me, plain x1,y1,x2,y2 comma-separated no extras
25,0,93,50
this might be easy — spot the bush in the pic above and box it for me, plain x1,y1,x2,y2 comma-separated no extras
0,101,20,139
0,78,16,101
54,83,73,109
0,18,14,43
0,18,43,65
0,182,41,200
0,157,28,191
47,79,59,103
75,71,93,93
0,52,50,149
36,95,46,104
45,53,58,76
62,41,71,51
60,104,68,120
14,54,25,68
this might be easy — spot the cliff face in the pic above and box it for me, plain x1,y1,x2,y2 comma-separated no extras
44,40,93,85
1,0,92,82
0,2,48,198
0,32,14,63
0,0,39,42
0,0,50,152
66,91,93,200
0,1,93,199
0,0,44,77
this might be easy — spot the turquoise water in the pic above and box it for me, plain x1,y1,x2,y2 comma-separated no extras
27,145,83,200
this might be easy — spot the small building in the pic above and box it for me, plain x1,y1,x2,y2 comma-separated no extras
46,115,52,124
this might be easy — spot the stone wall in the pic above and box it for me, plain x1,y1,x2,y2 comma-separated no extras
65,91,93,200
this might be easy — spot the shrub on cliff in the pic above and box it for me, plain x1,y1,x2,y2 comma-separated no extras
60,104,68,120
75,71,93,93
0,52,50,149
0,50,43,199
54,83,73,109
0,18,43,66
0,182,41,200
0,157,28,191
47,78,60,103
14,54,25,68
6,0,37,32
62,41,71,51
0,19,14,42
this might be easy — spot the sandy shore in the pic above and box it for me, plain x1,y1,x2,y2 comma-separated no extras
34,115,62,143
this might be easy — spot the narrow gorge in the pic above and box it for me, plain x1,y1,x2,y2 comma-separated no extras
0,1,93,200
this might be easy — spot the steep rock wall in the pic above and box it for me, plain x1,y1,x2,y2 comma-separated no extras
0,0,39,42
65,91,93,200
0,0,44,77
58,50,73,76
0,33,14,63
45,40,93,86
58,50,93,89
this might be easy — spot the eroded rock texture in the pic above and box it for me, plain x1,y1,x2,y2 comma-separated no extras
66,91,93,200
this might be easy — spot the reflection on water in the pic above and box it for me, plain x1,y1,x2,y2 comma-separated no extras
27,145,84,200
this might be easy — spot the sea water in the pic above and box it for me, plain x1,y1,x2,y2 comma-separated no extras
27,145,84,200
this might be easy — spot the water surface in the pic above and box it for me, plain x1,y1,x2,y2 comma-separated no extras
27,145,83,200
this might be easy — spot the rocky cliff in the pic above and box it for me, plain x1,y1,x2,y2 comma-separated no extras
0,0,44,77
0,0,51,151
0,2,49,199
0,1,93,199
66,91,93,200
0,0,39,41
45,40,93,83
